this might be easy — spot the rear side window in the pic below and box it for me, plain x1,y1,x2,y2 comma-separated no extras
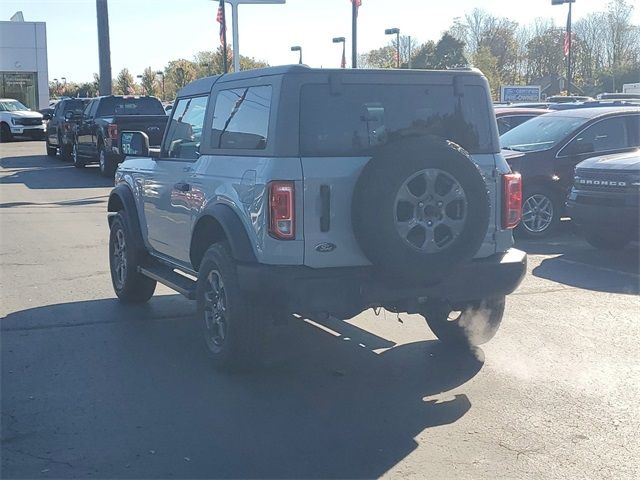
96,97,165,116
163,95,209,160
300,83,493,156
211,85,272,150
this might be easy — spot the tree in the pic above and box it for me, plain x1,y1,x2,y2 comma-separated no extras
114,68,135,95
164,59,197,99
140,67,158,97
411,41,436,69
472,46,500,99
432,33,467,69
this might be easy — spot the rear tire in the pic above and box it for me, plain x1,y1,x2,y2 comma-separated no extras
197,242,268,371
583,230,630,250
518,186,561,239
421,297,505,347
109,212,156,303
72,141,85,168
99,146,116,177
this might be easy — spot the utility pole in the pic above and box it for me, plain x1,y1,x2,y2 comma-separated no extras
96,0,112,95
552,0,575,95
351,0,360,68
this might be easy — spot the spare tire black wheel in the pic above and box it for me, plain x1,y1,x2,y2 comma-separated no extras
352,136,490,282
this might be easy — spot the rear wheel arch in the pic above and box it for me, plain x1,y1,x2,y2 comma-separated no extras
190,205,257,271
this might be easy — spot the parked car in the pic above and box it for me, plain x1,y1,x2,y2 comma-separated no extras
72,95,168,176
107,66,527,371
566,150,639,250
494,107,549,135
596,92,640,102
0,98,45,142
547,95,594,103
500,106,640,237
45,98,90,159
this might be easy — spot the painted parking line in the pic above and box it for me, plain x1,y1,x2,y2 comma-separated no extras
557,258,640,279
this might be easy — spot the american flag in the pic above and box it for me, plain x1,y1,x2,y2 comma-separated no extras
563,11,571,57
352,0,361,16
217,0,226,46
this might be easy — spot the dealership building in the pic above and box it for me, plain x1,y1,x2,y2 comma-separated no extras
0,12,49,110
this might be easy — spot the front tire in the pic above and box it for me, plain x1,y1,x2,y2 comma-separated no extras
109,212,156,303
197,242,267,371
583,230,630,250
0,123,12,143
421,297,505,347
46,139,57,157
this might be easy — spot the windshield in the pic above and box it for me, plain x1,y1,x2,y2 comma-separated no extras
96,97,165,116
0,100,29,112
500,115,587,152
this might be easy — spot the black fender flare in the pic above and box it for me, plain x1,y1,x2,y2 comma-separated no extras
196,204,257,263
107,184,145,253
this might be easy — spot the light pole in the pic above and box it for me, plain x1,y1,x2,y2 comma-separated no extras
156,71,165,100
552,0,575,95
333,37,346,68
385,27,400,68
291,46,302,64
221,0,286,73
136,74,145,95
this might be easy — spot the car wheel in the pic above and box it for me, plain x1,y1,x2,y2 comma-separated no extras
583,230,630,250
60,143,72,161
99,146,116,177
421,296,505,347
46,138,57,157
197,242,267,371
72,141,85,168
109,212,157,303
0,123,12,143
518,187,560,239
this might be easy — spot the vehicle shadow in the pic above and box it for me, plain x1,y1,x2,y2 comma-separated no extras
517,232,640,295
1,295,483,479
0,155,112,189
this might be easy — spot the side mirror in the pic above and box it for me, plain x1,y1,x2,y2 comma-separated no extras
64,111,80,121
120,131,150,157
565,142,594,156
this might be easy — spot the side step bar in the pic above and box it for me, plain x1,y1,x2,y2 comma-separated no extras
138,265,197,300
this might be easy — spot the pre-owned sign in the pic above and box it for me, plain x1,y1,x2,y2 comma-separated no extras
500,86,541,103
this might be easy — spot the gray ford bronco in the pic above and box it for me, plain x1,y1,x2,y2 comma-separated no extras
107,65,526,370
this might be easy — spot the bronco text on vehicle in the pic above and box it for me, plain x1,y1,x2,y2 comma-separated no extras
107,66,527,370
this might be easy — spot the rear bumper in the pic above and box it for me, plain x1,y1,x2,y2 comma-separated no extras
237,248,527,316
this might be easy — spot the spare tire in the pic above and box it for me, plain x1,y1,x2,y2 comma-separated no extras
352,135,490,282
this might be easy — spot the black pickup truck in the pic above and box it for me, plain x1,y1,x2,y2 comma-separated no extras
566,150,640,250
72,96,168,176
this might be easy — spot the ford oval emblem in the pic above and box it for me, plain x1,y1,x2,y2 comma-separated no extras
315,242,337,253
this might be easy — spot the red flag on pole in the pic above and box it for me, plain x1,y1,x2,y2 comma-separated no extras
563,11,571,57
351,0,361,16
217,0,226,46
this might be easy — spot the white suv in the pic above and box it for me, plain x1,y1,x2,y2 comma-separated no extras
0,98,45,142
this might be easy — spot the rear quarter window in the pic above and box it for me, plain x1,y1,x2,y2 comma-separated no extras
300,83,494,156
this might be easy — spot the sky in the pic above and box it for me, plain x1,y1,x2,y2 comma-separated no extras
2,0,638,83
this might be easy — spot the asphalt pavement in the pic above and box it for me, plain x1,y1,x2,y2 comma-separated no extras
1,141,639,479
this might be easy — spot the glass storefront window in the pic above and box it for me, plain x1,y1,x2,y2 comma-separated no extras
0,72,38,110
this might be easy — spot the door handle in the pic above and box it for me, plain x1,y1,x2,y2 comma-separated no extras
174,182,191,192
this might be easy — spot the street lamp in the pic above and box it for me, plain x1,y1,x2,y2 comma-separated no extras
218,0,286,73
61,77,67,86
291,45,302,64
385,27,400,68
552,0,575,95
332,37,346,69
136,74,145,95
156,71,165,100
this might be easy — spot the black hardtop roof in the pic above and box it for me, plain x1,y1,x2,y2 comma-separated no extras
544,106,640,118
177,65,485,97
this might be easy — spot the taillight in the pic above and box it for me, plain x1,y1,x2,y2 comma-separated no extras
107,123,118,139
502,173,522,229
269,181,295,240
